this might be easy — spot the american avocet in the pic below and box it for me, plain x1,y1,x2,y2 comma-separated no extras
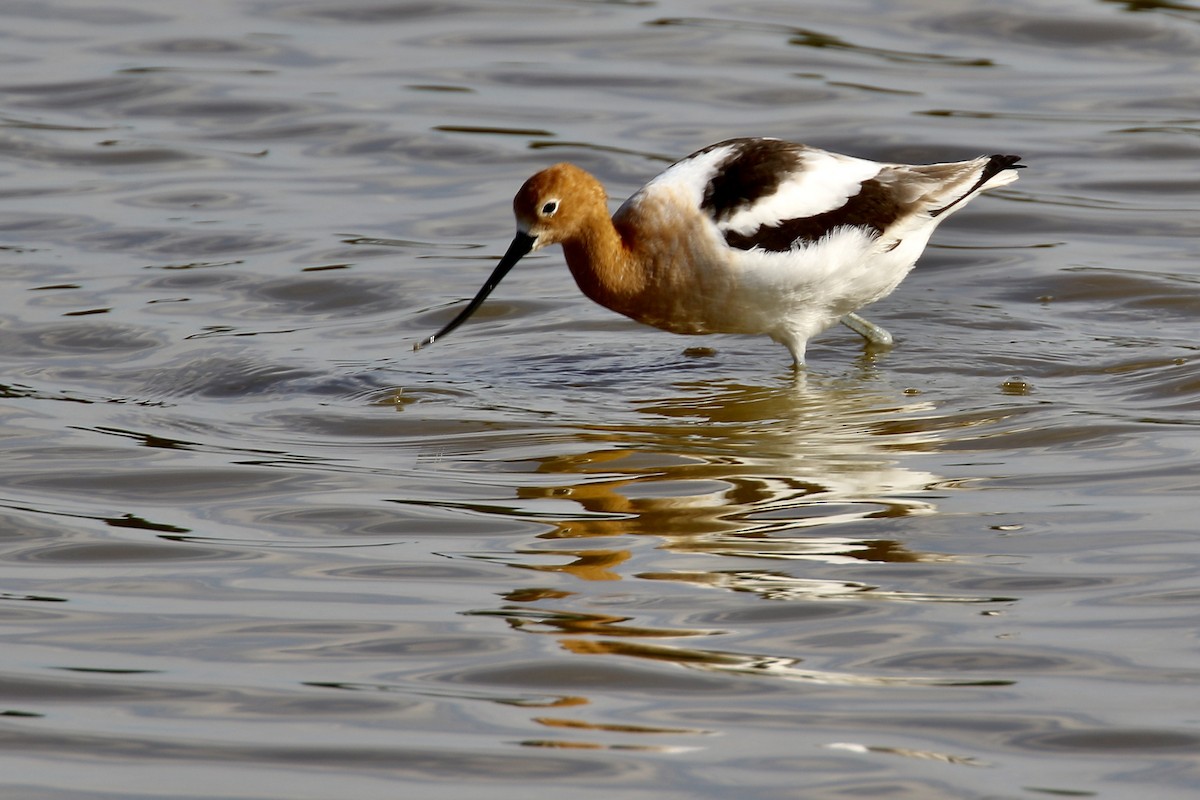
414,138,1022,366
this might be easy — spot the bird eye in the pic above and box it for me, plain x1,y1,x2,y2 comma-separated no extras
541,200,559,216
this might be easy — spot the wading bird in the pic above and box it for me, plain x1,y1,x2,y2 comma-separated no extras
414,138,1021,366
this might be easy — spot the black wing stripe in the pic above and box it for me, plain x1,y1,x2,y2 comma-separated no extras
723,178,902,252
699,139,805,223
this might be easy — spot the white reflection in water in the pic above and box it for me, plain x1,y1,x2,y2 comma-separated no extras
561,639,1013,688
519,377,946,568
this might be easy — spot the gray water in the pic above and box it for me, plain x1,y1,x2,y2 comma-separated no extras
1,1,1199,798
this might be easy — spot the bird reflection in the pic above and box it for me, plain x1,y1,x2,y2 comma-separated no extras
514,378,943,565
425,377,1020,751
561,639,1012,688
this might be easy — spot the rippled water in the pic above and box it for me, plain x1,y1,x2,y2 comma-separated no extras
2,0,1198,798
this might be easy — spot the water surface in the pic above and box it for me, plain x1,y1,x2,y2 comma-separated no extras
1,0,1199,798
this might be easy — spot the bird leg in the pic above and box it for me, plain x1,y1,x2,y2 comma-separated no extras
840,312,894,347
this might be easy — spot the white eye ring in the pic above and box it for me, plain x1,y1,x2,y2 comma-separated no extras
541,200,559,216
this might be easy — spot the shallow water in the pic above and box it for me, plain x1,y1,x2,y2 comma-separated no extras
1,0,1198,798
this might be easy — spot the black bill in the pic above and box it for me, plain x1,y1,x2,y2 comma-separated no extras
412,231,537,351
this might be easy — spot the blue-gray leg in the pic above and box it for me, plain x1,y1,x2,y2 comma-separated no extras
840,312,894,347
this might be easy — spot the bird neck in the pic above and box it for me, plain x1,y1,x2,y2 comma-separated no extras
561,212,644,305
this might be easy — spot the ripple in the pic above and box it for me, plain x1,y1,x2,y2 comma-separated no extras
928,9,1198,53
120,189,252,210
868,650,1087,673
118,98,309,122
956,575,1117,593
0,320,161,357
300,634,514,659
250,504,538,538
0,703,630,778
1014,729,1200,753
647,570,1018,604
0,133,208,168
435,657,733,693
112,354,319,400
249,275,403,316
4,466,316,503
18,541,244,564
650,17,996,67
270,2,477,24
76,228,293,258
110,36,313,64
0,75,181,110
561,639,1014,687
0,2,168,25
0,212,96,233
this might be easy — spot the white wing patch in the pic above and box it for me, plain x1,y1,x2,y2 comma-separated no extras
721,150,881,237
635,143,740,208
